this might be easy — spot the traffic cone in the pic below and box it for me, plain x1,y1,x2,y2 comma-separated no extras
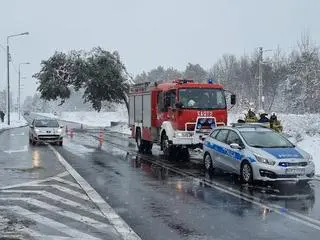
70,128,74,139
98,129,104,148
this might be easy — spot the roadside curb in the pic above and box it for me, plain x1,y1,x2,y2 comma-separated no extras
48,145,142,240
0,124,28,135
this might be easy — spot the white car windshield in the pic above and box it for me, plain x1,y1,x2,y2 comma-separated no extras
240,130,294,148
34,119,59,128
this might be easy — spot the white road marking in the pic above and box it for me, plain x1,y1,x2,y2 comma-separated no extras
35,184,91,201
0,205,101,240
0,171,69,190
4,145,28,154
1,190,104,217
10,132,25,136
0,197,119,236
19,228,80,240
49,145,142,240
51,177,82,189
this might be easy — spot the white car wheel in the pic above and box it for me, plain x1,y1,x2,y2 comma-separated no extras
241,162,253,184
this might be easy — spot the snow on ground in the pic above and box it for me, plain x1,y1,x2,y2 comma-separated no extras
0,113,28,132
37,105,128,128
110,124,131,135
297,135,320,175
59,110,127,127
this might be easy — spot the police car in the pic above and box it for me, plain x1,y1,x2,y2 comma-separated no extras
203,124,315,183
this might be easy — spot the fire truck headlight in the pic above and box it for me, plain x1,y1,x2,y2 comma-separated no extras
174,132,194,138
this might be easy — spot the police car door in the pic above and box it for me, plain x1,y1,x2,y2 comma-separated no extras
225,130,244,173
212,129,233,172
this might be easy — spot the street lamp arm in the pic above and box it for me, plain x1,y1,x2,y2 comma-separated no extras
7,32,30,44
19,62,30,67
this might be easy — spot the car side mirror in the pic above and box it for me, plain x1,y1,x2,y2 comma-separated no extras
29,125,34,128
231,94,236,105
175,102,183,109
60,125,64,128
230,143,242,149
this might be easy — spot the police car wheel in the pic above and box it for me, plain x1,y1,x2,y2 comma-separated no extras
241,161,253,184
204,153,214,173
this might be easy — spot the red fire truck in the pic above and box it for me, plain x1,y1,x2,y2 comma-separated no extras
129,79,236,161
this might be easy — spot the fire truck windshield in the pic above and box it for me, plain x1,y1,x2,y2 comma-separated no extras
179,88,226,110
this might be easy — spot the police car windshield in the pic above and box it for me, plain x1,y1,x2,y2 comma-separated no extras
240,130,294,148
179,88,226,110
34,119,59,128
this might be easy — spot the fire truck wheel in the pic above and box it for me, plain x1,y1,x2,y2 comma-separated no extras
136,128,144,153
161,133,174,161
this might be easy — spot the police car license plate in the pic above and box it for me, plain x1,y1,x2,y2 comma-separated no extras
286,168,305,175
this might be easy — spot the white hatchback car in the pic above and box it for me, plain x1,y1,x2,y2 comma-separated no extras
29,118,64,146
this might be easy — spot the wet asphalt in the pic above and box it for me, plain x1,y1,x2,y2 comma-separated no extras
1,113,320,239
0,126,65,188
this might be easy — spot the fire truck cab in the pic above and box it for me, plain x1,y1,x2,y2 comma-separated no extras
129,79,236,161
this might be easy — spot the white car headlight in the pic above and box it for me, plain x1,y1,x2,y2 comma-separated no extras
306,154,313,164
174,131,193,138
57,128,62,133
35,129,40,133
254,154,276,166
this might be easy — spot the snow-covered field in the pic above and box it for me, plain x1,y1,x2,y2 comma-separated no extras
39,106,128,128
0,113,28,132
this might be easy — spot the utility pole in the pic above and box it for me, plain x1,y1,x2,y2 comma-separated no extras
18,66,21,120
258,47,263,111
7,41,10,125
18,62,30,120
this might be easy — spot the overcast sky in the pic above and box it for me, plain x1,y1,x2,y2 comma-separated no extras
0,0,320,102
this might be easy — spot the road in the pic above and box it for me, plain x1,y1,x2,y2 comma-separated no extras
1,113,320,239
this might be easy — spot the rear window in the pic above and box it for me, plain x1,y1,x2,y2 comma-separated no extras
215,129,229,143
226,131,243,146
210,129,220,138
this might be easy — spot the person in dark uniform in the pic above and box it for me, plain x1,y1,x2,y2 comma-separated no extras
0,110,5,123
258,110,269,123
270,112,278,124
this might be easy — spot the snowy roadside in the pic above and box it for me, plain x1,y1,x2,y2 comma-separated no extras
36,109,131,133
36,108,128,128
0,113,28,133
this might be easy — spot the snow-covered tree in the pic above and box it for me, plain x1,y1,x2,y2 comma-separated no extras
184,63,208,82
33,47,130,112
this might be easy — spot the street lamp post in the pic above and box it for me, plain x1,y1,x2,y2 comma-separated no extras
7,32,29,125
18,62,30,120
257,47,272,111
